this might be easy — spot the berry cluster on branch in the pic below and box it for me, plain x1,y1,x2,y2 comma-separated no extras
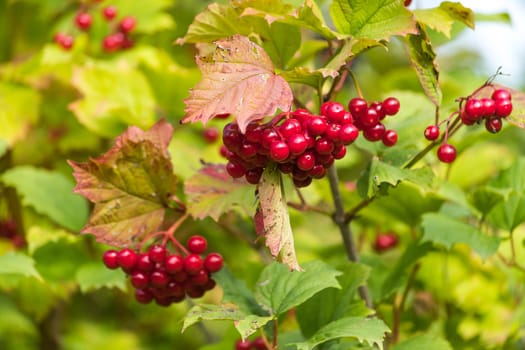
102,235,223,307
221,97,400,187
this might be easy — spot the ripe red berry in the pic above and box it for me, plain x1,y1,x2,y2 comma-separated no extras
307,117,328,135
165,254,184,274
261,128,280,149
485,117,502,133
424,125,440,141
494,99,512,118
404,0,412,6
202,127,219,143
119,16,137,33
382,130,398,147
309,164,327,179
226,162,246,178
294,176,313,188
245,168,263,185
102,33,124,52
363,123,386,141
204,253,224,273
322,101,346,123
287,134,308,155
150,270,169,288
270,141,290,162
332,144,347,160
251,337,268,350
136,253,154,272
491,89,511,101
102,250,119,269
338,124,359,145
184,254,204,275
382,97,400,116
187,235,208,254
348,98,368,118
296,151,315,171
464,98,483,120
235,339,252,350
374,232,399,253
314,138,335,155
130,271,149,289
54,33,74,50
148,245,167,263
190,269,210,286
360,108,379,128
117,248,138,270
102,6,117,20
75,12,92,30
437,143,456,163
185,285,205,299
238,142,257,159
135,289,154,304
480,98,496,117
279,119,302,139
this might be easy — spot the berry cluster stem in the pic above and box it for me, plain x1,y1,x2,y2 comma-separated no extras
327,166,373,308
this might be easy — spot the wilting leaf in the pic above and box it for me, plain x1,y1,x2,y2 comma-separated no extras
182,35,293,133
69,120,181,246
256,165,300,271
185,163,256,221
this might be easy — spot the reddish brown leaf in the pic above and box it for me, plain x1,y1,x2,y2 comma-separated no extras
182,35,293,133
68,120,181,246
257,165,301,271
184,163,256,221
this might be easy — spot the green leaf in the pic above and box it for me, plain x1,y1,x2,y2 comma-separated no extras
290,316,390,350
279,66,338,88
421,213,500,260
255,260,341,316
358,158,434,198
109,0,174,33
296,263,371,338
1,166,88,231
330,0,417,41
0,252,41,280
393,334,453,350
414,2,475,37
185,164,256,221
26,225,79,255
468,187,506,217
0,82,41,146
70,65,157,137
182,304,272,339
256,165,299,271
265,21,301,68
405,24,442,106
76,262,127,293
69,120,182,247
213,268,263,315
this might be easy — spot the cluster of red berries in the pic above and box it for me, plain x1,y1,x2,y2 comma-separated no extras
235,337,267,350
221,97,400,187
54,2,136,53
0,219,25,249
102,235,223,306
373,232,399,253
424,87,513,164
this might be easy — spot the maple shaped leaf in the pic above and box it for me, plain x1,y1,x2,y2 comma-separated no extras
256,165,301,271
183,35,293,133
185,163,256,221
68,120,181,246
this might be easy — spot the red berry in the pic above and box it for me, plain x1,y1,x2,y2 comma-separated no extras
424,125,440,141
203,278,217,291
245,168,263,185
332,144,347,160
491,89,511,101
252,337,268,350
279,119,302,139
495,99,512,118
190,269,210,286
294,175,313,188
382,97,400,116
165,254,184,274
270,141,290,162
117,248,138,270
374,232,398,253
148,245,167,263
314,138,335,155
309,164,327,179
348,98,368,118
184,254,204,275
119,16,136,33
54,33,74,50
363,123,386,141
324,123,341,142
75,12,92,30
480,98,496,117
238,142,258,159
404,0,412,6
102,6,117,20
322,101,346,123
151,270,169,288
166,281,185,298
261,128,280,149
135,289,154,304
485,117,502,133
382,130,398,147
102,250,119,269
360,108,379,128
136,253,154,272
307,116,328,135
185,285,205,299
203,127,219,143
245,123,263,143
437,143,456,163
235,339,252,350
369,102,386,120
296,152,315,171
172,270,189,283
130,271,149,289
464,98,484,120
187,235,208,254
226,162,246,178
338,124,359,145
204,253,224,273
287,134,308,155
102,33,124,52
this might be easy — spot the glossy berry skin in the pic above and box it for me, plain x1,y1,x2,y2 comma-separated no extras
437,143,457,163
374,233,398,253
322,101,346,123
382,130,398,147
464,98,483,120
102,6,117,20
204,253,224,273
382,97,400,116
251,337,268,350
203,127,219,143
102,250,119,269
495,99,512,118
119,16,136,33
130,271,149,289
363,123,385,141
187,235,208,254
279,119,301,139
75,12,92,30
485,117,502,133
360,108,379,128
117,248,138,270
270,141,290,162
338,124,359,145
226,162,246,178
165,254,184,274
424,125,440,141
287,134,308,155
480,98,496,117
245,168,263,185
149,245,167,263
150,270,169,288
491,89,511,101
235,339,252,350
348,98,368,118
184,254,204,275
307,117,328,136
296,152,315,171
136,253,154,272
135,289,153,304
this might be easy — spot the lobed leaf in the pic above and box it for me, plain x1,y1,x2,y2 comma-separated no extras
414,2,474,38
256,165,299,270
330,0,417,41
182,35,293,133
213,267,263,315
0,252,41,280
290,316,390,350
405,24,442,106
185,163,256,221
255,260,341,316
1,166,89,232
421,213,500,260
69,120,181,247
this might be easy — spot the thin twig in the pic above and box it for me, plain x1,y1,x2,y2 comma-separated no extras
391,263,420,344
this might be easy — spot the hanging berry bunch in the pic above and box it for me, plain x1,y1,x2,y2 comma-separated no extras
102,232,223,307
221,97,400,187
53,0,137,53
